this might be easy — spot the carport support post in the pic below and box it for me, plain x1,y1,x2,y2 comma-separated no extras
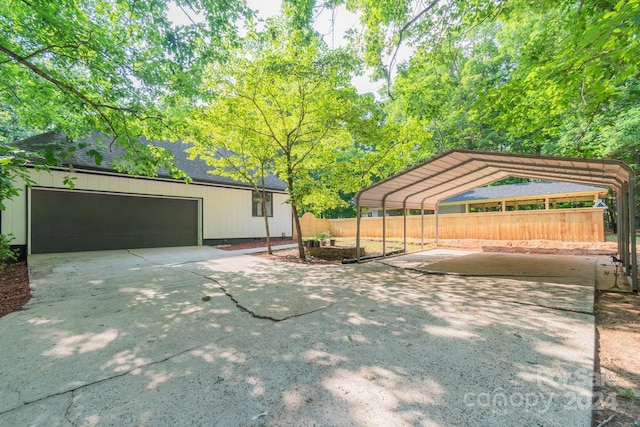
356,201,362,263
617,190,623,261
435,208,439,246
403,201,407,253
421,205,425,251
382,200,386,257
628,175,637,292
620,183,630,271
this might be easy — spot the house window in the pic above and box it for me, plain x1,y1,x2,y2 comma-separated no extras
252,191,273,217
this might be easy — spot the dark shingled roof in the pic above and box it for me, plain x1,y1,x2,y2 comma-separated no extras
15,132,288,192
441,180,607,203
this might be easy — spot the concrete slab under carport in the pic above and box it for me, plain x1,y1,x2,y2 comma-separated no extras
0,247,596,426
383,249,631,298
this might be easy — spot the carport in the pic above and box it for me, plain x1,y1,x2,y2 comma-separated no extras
354,149,637,291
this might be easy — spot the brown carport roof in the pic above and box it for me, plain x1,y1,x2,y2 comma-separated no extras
355,150,632,210
354,149,637,291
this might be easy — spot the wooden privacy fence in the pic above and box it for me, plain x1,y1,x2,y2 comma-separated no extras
297,208,605,242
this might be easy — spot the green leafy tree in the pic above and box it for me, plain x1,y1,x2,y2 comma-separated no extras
190,20,362,259
284,0,640,211
0,0,248,205
188,110,278,253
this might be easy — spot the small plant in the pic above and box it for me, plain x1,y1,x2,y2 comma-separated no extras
621,389,638,398
315,231,331,245
0,233,18,271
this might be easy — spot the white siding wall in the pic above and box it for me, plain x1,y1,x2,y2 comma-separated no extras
2,168,293,246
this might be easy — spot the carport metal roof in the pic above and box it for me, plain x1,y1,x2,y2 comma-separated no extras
355,150,632,210
354,150,637,291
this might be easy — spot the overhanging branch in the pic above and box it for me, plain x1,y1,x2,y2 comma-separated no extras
386,0,440,99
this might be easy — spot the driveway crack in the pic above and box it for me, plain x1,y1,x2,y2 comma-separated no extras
214,279,337,322
64,390,77,427
127,250,337,322
184,268,337,322
0,346,197,416
126,249,152,263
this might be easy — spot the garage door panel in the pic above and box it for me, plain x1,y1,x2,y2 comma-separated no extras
31,190,199,254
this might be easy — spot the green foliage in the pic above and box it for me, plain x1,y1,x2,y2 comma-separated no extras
0,234,18,270
3,0,639,225
0,0,249,205
0,145,41,209
188,18,368,257
315,231,331,240
345,0,639,163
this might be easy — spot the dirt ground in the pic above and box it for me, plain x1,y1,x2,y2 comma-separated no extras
592,291,640,426
1,240,638,426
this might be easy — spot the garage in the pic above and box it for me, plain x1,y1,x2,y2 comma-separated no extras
30,188,200,254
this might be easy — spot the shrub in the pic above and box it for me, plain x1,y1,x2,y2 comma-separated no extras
0,234,19,271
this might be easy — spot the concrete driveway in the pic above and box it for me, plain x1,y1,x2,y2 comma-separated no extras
0,247,596,426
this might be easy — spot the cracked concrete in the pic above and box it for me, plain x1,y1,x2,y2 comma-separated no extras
64,391,76,427
0,247,597,426
214,278,341,322
130,246,340,323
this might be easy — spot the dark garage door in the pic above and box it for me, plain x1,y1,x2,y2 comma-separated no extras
31,189,199,254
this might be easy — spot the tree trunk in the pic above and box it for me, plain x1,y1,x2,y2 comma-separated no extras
286,174,306,261
291,203,306,261
260,188,272,255
259,173,272,255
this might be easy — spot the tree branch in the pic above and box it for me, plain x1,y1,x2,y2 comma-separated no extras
237,92,284,150
177,4,197,26
0,43,159,120
0,31,94,65
386,0,440,99
358,139,402,183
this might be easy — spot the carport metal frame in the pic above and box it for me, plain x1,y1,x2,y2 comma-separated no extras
354,150,637,292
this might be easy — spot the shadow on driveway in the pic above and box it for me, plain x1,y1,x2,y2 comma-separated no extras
0,247,596,426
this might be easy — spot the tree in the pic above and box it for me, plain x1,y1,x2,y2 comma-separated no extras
284,0,640,211
187,109,278,254
0,0,248,204
190,20,362,260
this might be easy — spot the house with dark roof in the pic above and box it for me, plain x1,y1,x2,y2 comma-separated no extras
1,132,292,254
437,181,608,214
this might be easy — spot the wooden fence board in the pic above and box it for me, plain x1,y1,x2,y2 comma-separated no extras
296,208,605,242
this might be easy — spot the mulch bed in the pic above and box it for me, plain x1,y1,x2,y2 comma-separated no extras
256,249,342,265
219,239,340,264
0,261,31,318
218,239,298,251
